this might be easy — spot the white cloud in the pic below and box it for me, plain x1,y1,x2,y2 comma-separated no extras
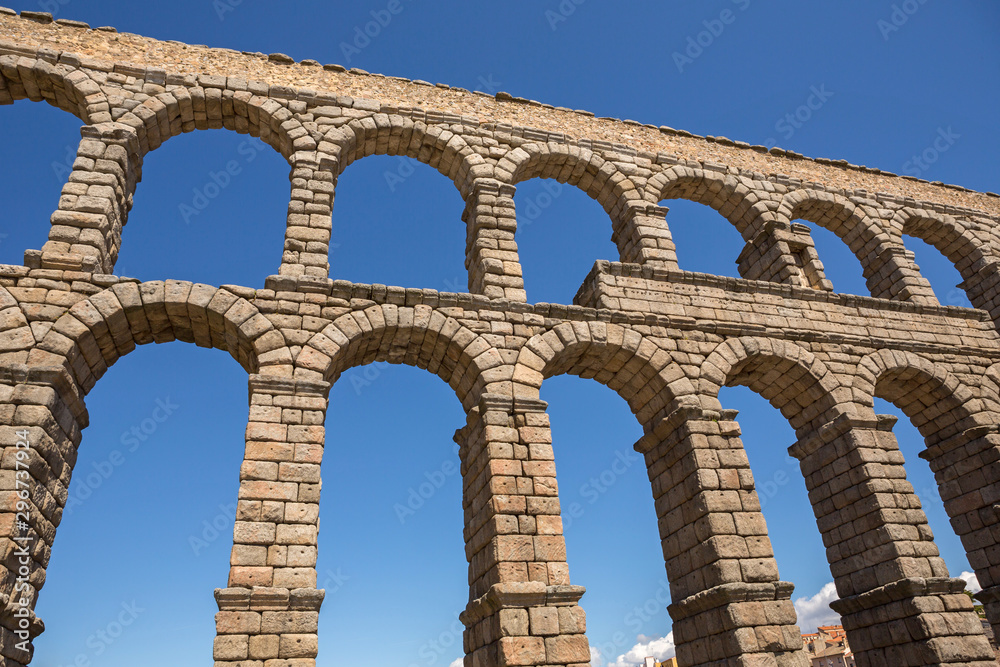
793,582,842,634
959,571,982,594
603,633,676,667
448,658,463,667
590,646,603,666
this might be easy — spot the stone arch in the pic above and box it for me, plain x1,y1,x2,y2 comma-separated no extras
113,87,308,161
981,362,1000,415
699,336,847,434
513,326,814,665
645,166,772,239
26,281,289,395
496,142,645,265
854,349,990,445
279,115,488,280
498,142,640,218
852,352,1000,648
30,85,309,275
317,115,486,196
778,189,934,301
779,189,881,242
296,304,500,410
0,285,34,356
894,207,1000,309
513,321,692,425
0,56,106,124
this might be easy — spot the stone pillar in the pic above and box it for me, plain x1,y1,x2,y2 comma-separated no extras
790,414,995,667
0,363,87,666
457,393,589,667
737,222,833,291
214,374,330,666
918,425,1000,643
957,261,1000,323
636,404,807,667
463,179,527,302
25,123,142,275
279,156,335,279
614,201,678,269
866,245,939,305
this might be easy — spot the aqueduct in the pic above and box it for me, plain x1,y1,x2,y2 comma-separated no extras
0,9,999,667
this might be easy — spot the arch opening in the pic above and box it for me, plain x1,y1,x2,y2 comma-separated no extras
792,218,868,296
515,179,620,304
31,344,248,665
657,198,745,279
717,384,839,635
329,155,467,291
117,130,288,286
872,397,979,585
854,351,996,610
540,374,669,666
317,362,468,667
901,234,972,307
0,98,86,266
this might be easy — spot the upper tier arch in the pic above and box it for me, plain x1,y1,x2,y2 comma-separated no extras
316,115,487,196
0,56,105,124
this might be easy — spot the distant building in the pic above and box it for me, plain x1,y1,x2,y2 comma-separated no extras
802,625,855,667
642,656,679,667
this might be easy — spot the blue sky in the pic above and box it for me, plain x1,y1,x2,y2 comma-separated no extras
0,1,997,665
